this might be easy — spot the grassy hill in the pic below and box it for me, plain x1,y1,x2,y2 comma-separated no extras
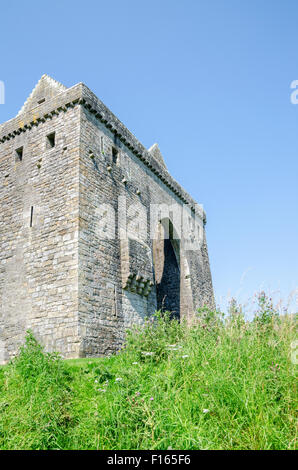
0,294,296,450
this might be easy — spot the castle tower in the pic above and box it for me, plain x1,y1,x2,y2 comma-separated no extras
0,75,214,362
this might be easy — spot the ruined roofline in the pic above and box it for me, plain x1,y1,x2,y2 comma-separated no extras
0,80,206,223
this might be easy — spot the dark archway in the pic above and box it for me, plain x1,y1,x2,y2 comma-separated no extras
153,220,180,319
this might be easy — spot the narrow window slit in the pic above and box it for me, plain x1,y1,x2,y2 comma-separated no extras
30,206,34,227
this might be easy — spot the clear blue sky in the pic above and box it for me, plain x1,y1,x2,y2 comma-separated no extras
0,0,297,315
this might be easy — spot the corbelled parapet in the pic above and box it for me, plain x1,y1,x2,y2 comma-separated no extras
0,79,206,224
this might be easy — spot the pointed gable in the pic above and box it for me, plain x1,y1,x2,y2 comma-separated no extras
17,74,67,116
148,143,167,169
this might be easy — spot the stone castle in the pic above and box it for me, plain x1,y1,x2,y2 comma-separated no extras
0,75,214,362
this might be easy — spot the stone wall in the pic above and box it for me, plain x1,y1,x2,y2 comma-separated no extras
0,81,81,362
78,84,215,356
0,75,214,362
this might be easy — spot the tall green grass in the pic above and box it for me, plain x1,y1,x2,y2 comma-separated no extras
0,294,296,450
0,333,72,449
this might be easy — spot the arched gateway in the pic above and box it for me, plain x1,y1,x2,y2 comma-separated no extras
153,219,181,319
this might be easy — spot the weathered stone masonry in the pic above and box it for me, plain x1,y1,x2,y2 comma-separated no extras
0,75,214,362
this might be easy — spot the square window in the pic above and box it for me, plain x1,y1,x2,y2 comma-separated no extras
15,147,23,161
112,146,119,164
46,132,55,149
